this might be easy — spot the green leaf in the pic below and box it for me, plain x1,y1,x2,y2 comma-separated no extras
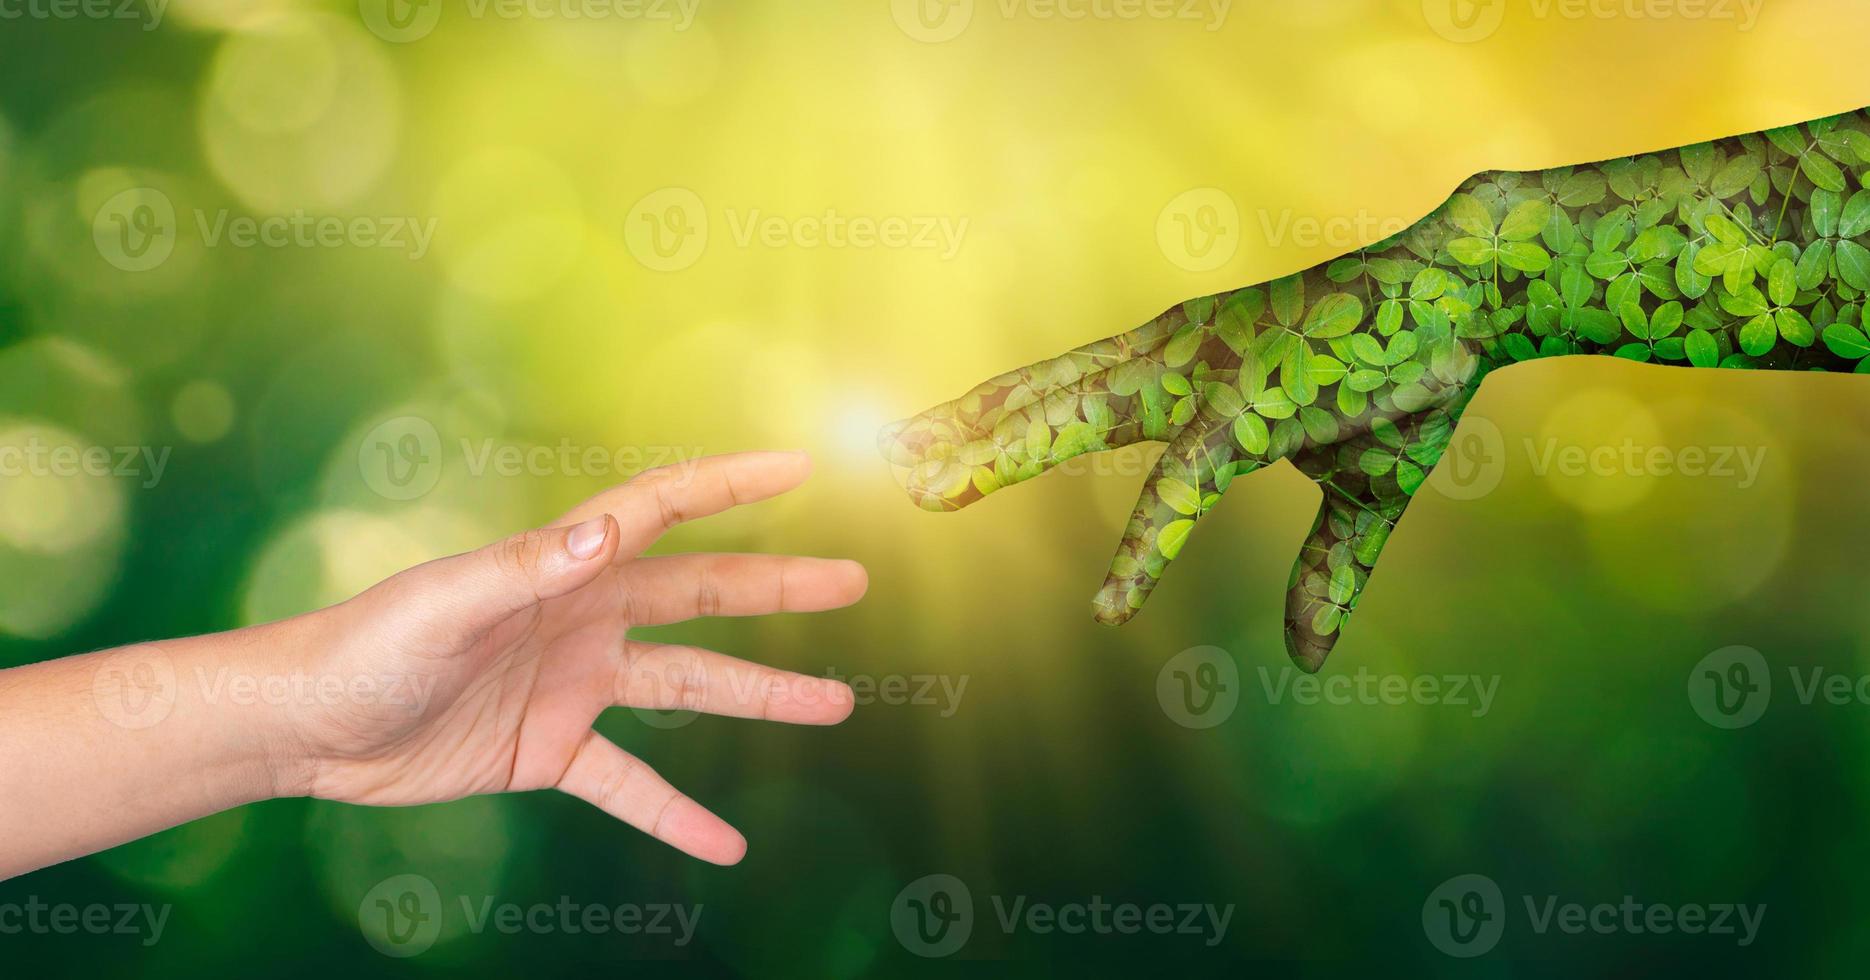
1777,308,1815,347
1499,199,1551,241
1838,240,1870,291
1823,323,1870,359
1711,153,1762,198
1410,267,1448,301
1650,301,1684,338
1233,412,1269,454
1448,236,1495,267
1812,188,1843,237
1802,153,1848,193
1447,193,1495,237
1299,406,1340,444
1497,241,1551,273
1157,479,1202,517
1556,171,1609,207
1768,257,1797,306
1025,418,1053,459
1366,257,1406,284
1685,328,1720,367
1303,293,1365,339
1841,190,1870,238
1375,299,1404,336
1204,382,1245,417
1163,324,1203,367
1270,274,1304,325
1680,143,1717,184
1157,519,1195,560
1719,283,1769,318
1738,313,1777,356
1348,333,1387,365
1252,386,1298,419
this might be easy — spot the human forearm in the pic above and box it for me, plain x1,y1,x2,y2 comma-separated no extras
0,624,311,880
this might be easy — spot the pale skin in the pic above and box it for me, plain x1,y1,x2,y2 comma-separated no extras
0,451,868,881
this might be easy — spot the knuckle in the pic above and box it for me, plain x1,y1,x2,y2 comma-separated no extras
493,530,548,578
694,569,723,619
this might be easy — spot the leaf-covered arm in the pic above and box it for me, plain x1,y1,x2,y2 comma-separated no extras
884,106,1870,672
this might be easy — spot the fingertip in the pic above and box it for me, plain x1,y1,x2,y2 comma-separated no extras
819,678,856,724
839,560,869,601
1091,585,1137,627
662,799,749,866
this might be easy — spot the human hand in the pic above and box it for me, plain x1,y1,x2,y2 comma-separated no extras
880,286,1473,673
273,450,867,865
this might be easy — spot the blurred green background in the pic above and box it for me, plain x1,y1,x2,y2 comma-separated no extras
6,0,1870,973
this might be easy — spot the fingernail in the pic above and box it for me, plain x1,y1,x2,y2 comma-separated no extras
566,516,609,560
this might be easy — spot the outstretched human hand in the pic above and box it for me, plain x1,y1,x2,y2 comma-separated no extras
0,451,867,879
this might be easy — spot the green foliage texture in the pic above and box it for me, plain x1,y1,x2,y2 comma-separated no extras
883,106,1870,671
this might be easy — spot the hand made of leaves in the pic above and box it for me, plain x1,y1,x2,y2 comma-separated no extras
882,106,1870,672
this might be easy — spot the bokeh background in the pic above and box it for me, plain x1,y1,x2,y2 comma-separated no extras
5,0,1870,973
